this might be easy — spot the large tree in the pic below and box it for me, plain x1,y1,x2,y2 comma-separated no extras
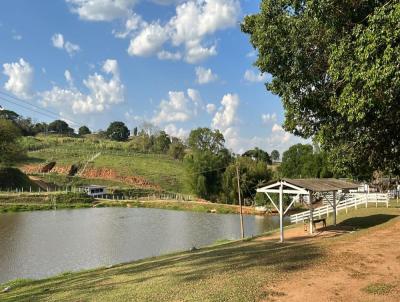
222,156,272,204
242,147,272,164
242,1,399,179
279,144,333,179
48,120,74,135
78,126,91,136
271,150,280,162
106,121,130,141
0,119,25,166
185,128,232,200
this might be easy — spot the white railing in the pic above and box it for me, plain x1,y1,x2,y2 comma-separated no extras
290,193,389,224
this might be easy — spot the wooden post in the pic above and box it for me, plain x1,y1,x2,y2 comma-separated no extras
309,192,313,235
332,191,337,226
279,181,284,242
236,165,244,239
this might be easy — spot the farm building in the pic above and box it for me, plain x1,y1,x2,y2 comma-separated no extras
80,185,107,197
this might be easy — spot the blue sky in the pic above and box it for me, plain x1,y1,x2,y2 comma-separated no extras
0,0,306,153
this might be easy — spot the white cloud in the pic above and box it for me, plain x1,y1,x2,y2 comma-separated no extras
52,33,64,48
66,0,137,21
122,0,240,63
128,23,168,56
244,69,268,83
195,66,217,84
261,113,277,124
51,33,80,56
12,34,22,41
64,70,74,86
157,50,182,61
41,59,124,114
2,58,34,99
206,103,216,114
212,93,239,130
164,123,189,139
272,123,283,132
210,93,241,151
152,88,202,125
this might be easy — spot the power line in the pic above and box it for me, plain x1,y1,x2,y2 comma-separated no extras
0,91,81,126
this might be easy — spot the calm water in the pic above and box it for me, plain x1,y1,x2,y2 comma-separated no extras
0,207,288,283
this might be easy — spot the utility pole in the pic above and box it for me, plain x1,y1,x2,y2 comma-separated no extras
236,164,244,239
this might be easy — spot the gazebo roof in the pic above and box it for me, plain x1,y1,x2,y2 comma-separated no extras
257,178,359,194
282,178,359,192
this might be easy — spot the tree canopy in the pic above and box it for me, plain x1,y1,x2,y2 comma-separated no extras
279,144,333,179
271,150,280,162
0,119,25,166
48,120,74,135
242,147,272,164
185,128,231,200
106,121,130,141
242,0,399,178
78,126,91,135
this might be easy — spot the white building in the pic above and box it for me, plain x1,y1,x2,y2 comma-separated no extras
80,185,106,197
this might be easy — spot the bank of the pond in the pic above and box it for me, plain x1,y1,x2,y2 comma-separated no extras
0,192,94,213
0,193,298,215
1,206,398,302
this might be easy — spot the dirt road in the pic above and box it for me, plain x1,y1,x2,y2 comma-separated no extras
264,217,400,301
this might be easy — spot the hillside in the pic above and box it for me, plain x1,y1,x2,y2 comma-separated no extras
18,135,191,194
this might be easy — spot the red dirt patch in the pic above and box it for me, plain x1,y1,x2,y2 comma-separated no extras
21,164,160,190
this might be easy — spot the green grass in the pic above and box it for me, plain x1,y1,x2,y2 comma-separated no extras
21,135,191,194
0,167,39,190
1,206,398,302
362,283,395,295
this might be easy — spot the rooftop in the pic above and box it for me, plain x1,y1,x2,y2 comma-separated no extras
282,178,359,192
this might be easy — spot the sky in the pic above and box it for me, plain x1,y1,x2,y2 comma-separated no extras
0,0,306,154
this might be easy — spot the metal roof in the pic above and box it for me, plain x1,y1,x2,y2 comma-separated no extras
282,178,359,192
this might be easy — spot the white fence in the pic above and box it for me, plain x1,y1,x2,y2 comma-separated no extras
290,193,389,224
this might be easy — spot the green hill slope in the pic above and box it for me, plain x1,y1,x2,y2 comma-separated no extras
20,135,191,194
0,167,39,190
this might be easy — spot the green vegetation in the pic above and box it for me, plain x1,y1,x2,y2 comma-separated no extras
241,0,400,179
0,192,93,213
362,283,395,295
48,120,74,135
279,144,333,178
106,121,130,141
78,126,91,135
222,156,271,204
0,168,38,190
0,119,25,166
20,135,191,193
185,128,232,201
1,207,398,302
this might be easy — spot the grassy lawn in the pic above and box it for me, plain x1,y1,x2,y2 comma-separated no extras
1,206,398,302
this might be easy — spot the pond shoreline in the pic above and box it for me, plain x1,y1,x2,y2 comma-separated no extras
0,193,301,215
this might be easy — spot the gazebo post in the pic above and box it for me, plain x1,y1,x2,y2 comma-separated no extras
279,181,284,242
332,191,337,226
309,192,313,235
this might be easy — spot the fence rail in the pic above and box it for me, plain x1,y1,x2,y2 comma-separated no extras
290,193,389,224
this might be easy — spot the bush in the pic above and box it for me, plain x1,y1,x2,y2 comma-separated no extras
53,192,94,204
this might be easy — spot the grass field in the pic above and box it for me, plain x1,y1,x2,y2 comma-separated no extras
1,206,398,302
20,135,191,194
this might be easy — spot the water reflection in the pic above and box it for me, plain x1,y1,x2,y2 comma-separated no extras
0,208,289,283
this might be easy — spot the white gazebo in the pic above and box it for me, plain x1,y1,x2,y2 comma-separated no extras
257,178,359,242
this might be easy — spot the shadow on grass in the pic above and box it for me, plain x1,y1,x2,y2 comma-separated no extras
338,214,398,229
1,239,323,302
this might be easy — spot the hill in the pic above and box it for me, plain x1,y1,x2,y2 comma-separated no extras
18,135,191,194
0,167,39,190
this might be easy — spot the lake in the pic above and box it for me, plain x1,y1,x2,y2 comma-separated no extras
0,207,288,283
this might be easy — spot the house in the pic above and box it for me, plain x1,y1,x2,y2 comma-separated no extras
80,185,107,197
